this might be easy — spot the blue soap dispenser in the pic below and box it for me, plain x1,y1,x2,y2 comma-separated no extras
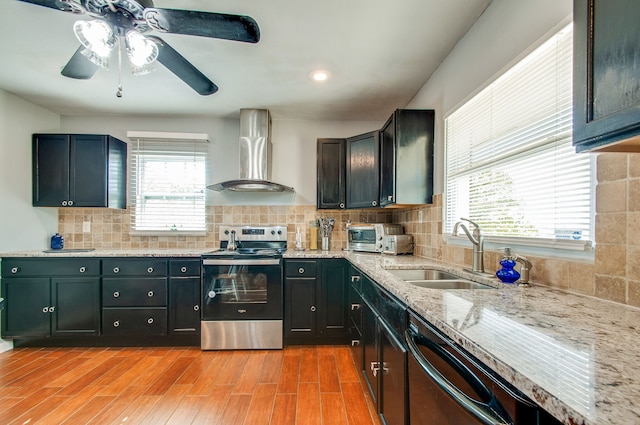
50,233,64,250
496,247,520,284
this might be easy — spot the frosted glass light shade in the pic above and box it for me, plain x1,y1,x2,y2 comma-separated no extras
73,20,116,64
125,30,158,67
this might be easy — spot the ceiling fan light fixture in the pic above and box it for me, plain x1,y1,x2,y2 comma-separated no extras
130,63,156,76
73,19,116,58
125,30,159,68
80,47,110,69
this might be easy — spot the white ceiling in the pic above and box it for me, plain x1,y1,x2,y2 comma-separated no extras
0,0,491,120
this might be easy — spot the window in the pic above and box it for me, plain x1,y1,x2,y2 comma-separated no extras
129,132,208,234
444,24,594,250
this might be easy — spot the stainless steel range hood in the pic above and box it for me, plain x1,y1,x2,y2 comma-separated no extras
208,109,294,192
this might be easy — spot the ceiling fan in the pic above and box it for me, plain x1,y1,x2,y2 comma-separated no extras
16,0,261,95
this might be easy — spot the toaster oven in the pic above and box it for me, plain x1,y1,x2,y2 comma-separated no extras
346,223,404,253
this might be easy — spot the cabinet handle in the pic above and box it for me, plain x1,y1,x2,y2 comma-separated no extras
351,340,360,346
113,267,120,274
11,267,19,274
147,267,154,273
147,291,154,297
387,195,393,202
371,200,378,207
42,306,49,313
181,266,187,273
61,200,67,206
113,320,120,328
238,309,247,314
79,266,86,273
339,202,345,209
298,267,305,274
147,318,154,324
371,361,380,377
351,304,360,311
68,200,74,206
49,306,55,312
351,275,360,282
310,306,316,312
194,305,200,311
113,291,120,298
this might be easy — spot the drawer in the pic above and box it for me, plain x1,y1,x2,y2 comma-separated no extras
2,258,100,277
102,278,167,307
170,259,201,277
285,260,316,278
102,308,167,336
103,258,167,276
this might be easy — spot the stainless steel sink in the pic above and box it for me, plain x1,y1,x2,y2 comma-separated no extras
387,268,459,281
386,268,494,289
405,280,493,290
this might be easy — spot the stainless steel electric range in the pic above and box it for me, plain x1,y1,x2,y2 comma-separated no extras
201,225,286,350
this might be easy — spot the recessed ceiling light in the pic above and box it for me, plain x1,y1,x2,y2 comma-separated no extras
310,70,331,82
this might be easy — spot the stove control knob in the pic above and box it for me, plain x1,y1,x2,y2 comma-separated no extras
271,230,275,235
224,230,229,235
208,290,216,299
277,230,283,235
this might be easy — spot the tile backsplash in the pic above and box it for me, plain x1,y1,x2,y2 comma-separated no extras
58,152,640,308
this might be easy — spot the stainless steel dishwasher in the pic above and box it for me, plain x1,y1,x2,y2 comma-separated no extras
406,310,543,425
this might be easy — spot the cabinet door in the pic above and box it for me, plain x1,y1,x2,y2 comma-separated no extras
317,138,346,209
32,134,70,206
2,278,51,337
71,134,108,207
284,278,316,340
169,277,201,334
51,277,100,336
318,259,349,339
379,114,396,207
379,319,407,425
346,131,380,209
362,300,379,405
573,0,640,152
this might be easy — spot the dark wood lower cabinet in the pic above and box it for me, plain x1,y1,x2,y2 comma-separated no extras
284,258,350,344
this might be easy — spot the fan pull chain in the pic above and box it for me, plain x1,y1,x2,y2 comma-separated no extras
116,38,123,98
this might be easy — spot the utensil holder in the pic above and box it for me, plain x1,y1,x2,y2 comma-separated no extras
321,236,330,251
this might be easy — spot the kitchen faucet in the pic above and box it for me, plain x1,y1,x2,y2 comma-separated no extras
452,218,485,274
514,254,532,286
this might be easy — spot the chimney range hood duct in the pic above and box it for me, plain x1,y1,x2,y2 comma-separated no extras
208,109,294,192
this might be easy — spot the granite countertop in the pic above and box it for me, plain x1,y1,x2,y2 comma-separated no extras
3,248,639,424
0,248,208,257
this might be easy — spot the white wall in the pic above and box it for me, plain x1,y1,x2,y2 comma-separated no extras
61,115,380,205
0,90,60,252
407,0,573,193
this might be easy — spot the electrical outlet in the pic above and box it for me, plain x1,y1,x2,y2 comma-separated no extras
83,221,91,233
418,211,423,223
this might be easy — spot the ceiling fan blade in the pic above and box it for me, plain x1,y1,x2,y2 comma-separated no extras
144,8,260,43
61,47,99,79
16,0,76,12
147,36,218,96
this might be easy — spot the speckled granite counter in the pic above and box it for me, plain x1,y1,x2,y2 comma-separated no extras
2,248,639,425
0,248,207,257
285,250,638,425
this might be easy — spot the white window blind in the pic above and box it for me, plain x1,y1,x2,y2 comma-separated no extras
445,24,593,246
129,133,208,234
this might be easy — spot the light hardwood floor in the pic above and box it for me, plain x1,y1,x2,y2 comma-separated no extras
0,345,381,425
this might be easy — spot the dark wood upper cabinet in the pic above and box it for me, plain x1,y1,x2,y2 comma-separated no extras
346,131,380,209
317,138,346,209
379,109,434,207
573,0,640,152
33,134,126,208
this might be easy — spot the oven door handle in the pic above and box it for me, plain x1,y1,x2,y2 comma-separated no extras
202,258,281,266
405,327,511,425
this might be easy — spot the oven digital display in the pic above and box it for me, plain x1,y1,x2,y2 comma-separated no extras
242,228,265,235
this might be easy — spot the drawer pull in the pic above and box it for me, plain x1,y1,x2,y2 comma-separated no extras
181,266,187,273
49,306,55,312
193,305,200,311
11,267,19,274
351,340,360,346
113,320,120,328
147,267,154,273
61,200,67,206
351,275,360,282
79,266,86,273
68,200,74,206
113,267,120,274
351,304,360,311
42,306,49,313
298,267,305,274
113,291,120,298
238,309,247,314
147,291,154,297
310,306,316,312
147,318,154,324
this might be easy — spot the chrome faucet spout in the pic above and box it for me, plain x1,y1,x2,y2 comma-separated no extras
452,218,485,274
514,254,532,286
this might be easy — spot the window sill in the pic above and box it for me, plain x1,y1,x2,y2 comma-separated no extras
130,230,207,237
443,235,594,262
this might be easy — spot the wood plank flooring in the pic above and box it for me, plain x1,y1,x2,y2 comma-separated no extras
0,345,381,425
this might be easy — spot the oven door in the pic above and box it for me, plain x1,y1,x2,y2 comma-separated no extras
202,257,283,320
